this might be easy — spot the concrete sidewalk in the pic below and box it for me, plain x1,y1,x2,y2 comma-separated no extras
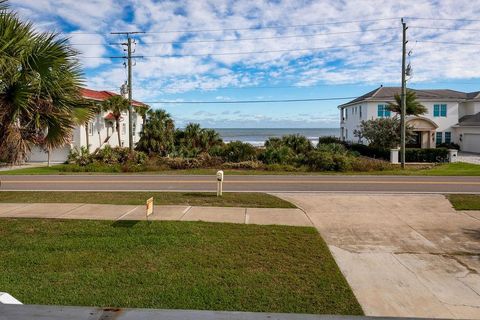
0,203,312,227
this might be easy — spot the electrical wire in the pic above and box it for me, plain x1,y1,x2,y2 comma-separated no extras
142,96,358,104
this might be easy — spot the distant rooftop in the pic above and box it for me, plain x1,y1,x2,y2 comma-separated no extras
80,88,145,107
339,86,480,107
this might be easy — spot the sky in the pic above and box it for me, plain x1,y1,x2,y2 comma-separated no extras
10,0,480,128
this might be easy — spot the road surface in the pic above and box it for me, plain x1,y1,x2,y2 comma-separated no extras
0,174,479,193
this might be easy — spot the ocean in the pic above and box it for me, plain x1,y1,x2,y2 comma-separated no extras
212,128,340,147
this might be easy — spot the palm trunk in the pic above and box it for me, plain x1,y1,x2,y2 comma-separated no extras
116,120,121,147
85,123,90,152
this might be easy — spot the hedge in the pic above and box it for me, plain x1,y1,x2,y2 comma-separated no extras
405,148,449,163
345,143,390,160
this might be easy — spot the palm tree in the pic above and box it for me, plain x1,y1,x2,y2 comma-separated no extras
0,2,89,164
136,104,150,128
201,128,223,150
136,109,175,156
102,95,129,147
387,90,428,116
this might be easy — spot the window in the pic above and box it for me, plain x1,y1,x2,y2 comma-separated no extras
445,132,451,144
434,104,447,117
122,123,127,135
436,132,443,144
359,105,362,119
441,104,447,117
345,129,348,140
345,108,348,120
87,122,94,136
377,104,391,118
133,122,136,136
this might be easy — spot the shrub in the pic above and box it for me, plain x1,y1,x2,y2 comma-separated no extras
259,145,296,165
305,150,353,171
346,143,390,160
317,143,348,155
281,134,313,154
354,118,414,149
318,136,343,145
67,146,92,166
436,142,460,150
265,164,303,172
405,148,449,163
212,141,257,162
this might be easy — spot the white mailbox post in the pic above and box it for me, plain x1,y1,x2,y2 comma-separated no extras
216,170,224,197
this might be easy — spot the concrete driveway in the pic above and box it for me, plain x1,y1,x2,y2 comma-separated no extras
275,193,480,319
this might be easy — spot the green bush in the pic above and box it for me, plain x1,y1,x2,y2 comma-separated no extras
305,150,353,171
211,141,257,162
350,157,396,172
265,164,303,172
436,142,460,150
405,148,449,163
259,145,296,165
67,146,92,166
318,136,343,145
346,143,390,160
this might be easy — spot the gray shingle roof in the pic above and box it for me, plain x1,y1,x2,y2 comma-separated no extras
339,86,480,107
458,112,480,126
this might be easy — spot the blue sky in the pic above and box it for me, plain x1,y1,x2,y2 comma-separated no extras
11,0,480,128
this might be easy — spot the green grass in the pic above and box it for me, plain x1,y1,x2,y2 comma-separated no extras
2,162,479,176
447,194,480,210
0,191,295,208
0,219,362,315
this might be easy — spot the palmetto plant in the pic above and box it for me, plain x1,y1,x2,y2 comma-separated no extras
0,1,91,163
136,104,150,127
136,109,175,156
102,95,129,147
387,90,428,116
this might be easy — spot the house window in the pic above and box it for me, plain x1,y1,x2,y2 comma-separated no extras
436,132,443,144
122,123,127,135
345,108,348,120
133,122,136,136
88,122,94,136
434,104,447,117
345,129,348,140
444,132,451,144
359,105,362,119
377,104,391,118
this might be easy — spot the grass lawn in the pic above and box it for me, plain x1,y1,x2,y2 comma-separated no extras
0,191,295,208
447,194,480,210
0,219,362,315
2,162,479,176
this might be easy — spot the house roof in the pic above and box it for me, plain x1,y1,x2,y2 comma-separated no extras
339,86,480,108
80,88,145,107
458,112,480,126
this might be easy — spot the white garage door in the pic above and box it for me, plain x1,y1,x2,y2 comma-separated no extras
463,133,480,153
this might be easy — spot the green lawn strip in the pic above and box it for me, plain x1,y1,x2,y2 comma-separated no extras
2,162,479,176
0,219,363,315
0,191,295,208
447,194,480,210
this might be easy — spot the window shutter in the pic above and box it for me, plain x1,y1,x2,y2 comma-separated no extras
441,104,447,117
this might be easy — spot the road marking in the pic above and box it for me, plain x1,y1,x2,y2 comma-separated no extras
2,180,480,185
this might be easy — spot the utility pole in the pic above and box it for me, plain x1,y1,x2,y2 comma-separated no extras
110,31,145,151
400,18,408,169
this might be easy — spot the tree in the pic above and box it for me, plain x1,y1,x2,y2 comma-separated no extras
354,118,414,149
83,101,101,152
387,90,428,116
136,109,175,156
136,104,150,127
0,1,91,164
102,95,129,147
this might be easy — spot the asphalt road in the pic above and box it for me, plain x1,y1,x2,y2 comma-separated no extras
0,174,479,193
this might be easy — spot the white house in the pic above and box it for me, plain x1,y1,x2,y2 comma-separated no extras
338,86,480,153
28,88,145,163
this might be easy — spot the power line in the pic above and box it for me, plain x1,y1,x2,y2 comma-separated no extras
406,17,480,22
143,96,358,104
410,26,480,32
70,27,398,46
415,40,480,46
82,41,399,59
